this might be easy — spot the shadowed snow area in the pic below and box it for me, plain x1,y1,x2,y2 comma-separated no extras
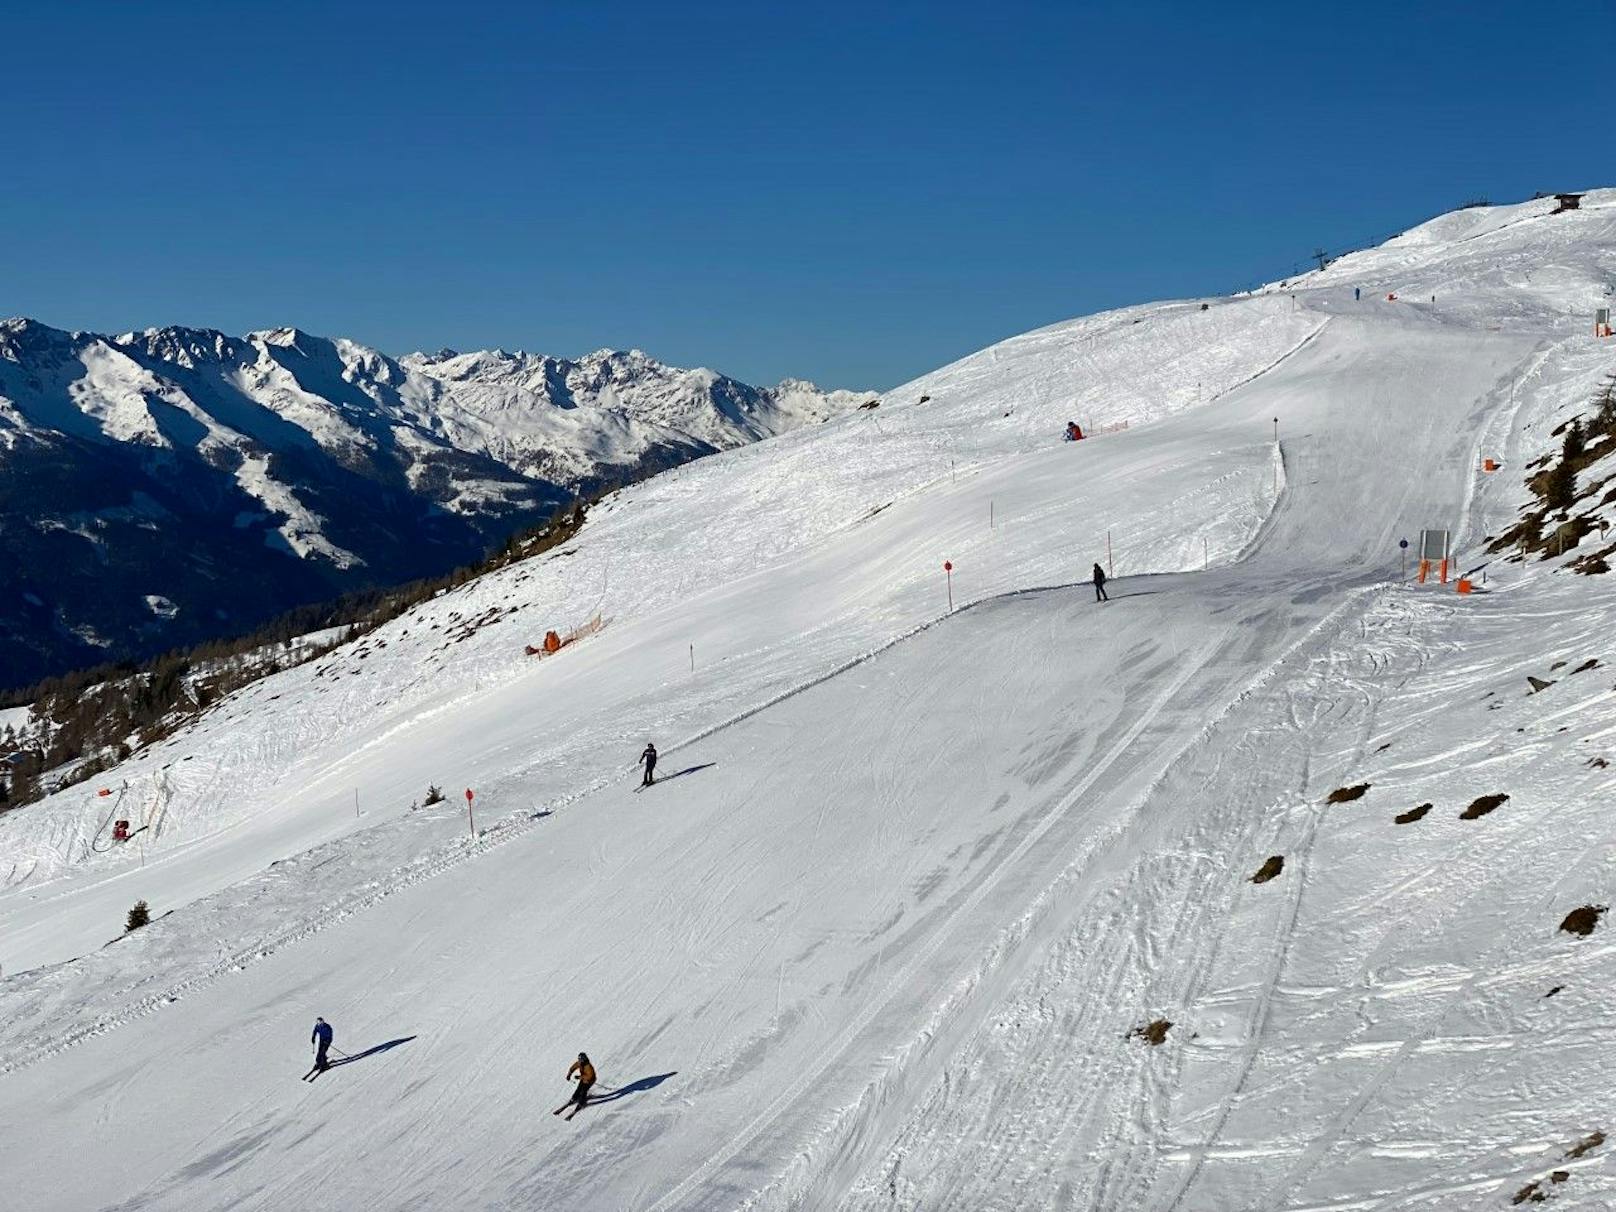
5,191,1616,1210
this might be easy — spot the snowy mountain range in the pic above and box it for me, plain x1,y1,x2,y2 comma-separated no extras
0,317,864,686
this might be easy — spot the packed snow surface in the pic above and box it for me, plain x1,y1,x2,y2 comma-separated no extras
5,191,1616,1209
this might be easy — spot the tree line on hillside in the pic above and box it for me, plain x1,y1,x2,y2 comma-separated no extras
0,498,590,813
1488,373,1616,570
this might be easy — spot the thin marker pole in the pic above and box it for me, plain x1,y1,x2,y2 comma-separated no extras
1107,530,1114,579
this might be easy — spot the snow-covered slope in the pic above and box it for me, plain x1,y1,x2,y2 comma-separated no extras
0,320,861,685
4,190,1616,1211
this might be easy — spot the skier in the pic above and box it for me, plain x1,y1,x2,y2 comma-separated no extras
639,742,657,787
1092,562,1109,603
305,1016,334,1080
553,1051,597,1120
1354,286,1361,302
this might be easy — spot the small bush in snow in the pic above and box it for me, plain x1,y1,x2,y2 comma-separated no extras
1559,905,1606,937
1129,1019,1172,1046
423,784,445,806
1459,792,1508,820
126,900,150,933
1326,783,1370,804
1249,856,1284,884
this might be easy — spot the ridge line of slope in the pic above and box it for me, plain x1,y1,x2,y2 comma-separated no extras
1209,316,1331,407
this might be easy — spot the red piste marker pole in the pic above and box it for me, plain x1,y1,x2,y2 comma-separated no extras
943,560,954,611
465,787,476,839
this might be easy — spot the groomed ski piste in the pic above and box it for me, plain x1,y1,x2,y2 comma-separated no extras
5,191,1616,1210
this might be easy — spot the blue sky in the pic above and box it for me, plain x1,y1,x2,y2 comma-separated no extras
2,1,1610,388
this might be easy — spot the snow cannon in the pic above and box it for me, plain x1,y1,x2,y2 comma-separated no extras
1483,458,1499,472
543,630,562,654
97,788,112,797
112,820,130,842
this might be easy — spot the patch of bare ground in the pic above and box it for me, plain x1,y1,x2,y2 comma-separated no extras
1565,1130,1604,1159
1459,792,1508,820
1559,906,1607,937
1326,783,1370,804
1515,1171,1573,1205
1394,803,1432,825
1513,1128,1607,1202
1129,1019,1171,1046
1249,856,1283,884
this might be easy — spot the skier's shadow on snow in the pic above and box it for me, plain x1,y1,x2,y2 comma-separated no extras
654,763,716,785
328,1036,418,1069
587,1071,678,1106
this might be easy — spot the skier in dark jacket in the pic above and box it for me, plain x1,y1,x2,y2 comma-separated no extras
1092,563,1109,602
311,1017,334,1072
639,742,657,787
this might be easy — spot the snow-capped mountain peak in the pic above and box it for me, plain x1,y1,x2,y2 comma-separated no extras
0,319,864,685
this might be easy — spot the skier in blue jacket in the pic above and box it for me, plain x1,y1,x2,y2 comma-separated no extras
311,1017,334,1073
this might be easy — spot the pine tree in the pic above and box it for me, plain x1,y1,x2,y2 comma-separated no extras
1596,384,1616,439
1563,417,1586,464
126,899,150,933
1542,421,1583,514
1544,460,1577,513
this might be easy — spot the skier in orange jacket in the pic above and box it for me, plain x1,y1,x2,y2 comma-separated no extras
554,1052,597,1120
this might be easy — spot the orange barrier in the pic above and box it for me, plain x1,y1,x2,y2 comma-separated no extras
1483,458,1498,472
1417,558,1430,583
524,614,606,659
1456,579,1473,594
